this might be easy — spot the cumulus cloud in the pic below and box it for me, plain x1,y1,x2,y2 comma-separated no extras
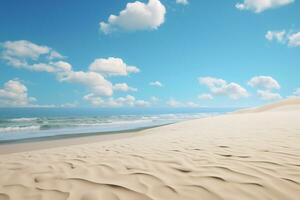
84,94,150,107
1,40,50,59
198,93,213,100
248,76,280,90
248,76,282,101
265,30,300,47
1,40,145,105
0,80,36,107
199,77,249,99
149,81,163,87
99,0,166,34
235,0,294,13
89,57,140,76
166,98,200,108
58,71,113,96
257,90,282,100
0,40,66,72
176,0,189,5
113,83,137,92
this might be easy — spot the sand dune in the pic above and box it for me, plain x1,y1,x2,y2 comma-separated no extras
0,98,300,200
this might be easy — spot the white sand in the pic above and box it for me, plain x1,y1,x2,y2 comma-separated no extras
0,98,299,200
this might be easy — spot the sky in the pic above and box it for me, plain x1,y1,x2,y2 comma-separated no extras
0,0,299,109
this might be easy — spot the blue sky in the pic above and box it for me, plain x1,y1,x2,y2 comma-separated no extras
0,0,299,108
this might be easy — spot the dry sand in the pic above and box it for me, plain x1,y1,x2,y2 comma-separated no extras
0,98,299,200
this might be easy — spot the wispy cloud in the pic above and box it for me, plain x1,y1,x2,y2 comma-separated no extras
166,98,200,108
84,94,150,107
176,0,189,5
149,81,163,87
198,93,213,100
236,0,294,13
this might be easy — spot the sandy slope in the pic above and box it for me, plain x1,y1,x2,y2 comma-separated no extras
0,98,300,200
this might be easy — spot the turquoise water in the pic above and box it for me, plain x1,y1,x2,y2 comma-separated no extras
0,107,236,142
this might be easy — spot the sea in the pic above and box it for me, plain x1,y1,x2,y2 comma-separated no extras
0,107,236,143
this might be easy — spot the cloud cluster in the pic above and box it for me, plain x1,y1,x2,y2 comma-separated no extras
0,40,144,107
84,94,150,107
265,30,300,47
0,80,36,107
1,40,65,72
248,76,282,100
235,0,294,13
199,77,249,100
100,0,166,34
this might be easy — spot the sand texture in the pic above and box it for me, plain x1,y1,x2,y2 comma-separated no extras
0,98,300,200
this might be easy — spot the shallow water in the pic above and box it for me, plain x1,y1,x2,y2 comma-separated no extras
0,107,235,142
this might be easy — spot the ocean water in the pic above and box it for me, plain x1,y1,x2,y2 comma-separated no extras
0,107,236,142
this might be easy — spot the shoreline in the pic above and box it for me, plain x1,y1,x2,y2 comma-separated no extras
0,123,173,154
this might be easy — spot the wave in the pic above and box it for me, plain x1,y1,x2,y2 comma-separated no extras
0,126,40,133
8,117,39,122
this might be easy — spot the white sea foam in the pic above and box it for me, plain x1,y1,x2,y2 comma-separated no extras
9,117,38,122
0,126,40,133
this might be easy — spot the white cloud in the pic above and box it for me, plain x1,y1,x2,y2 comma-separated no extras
293,88,300,96
257,90,282,100
84,94,150,107
248,76,280,90
248,76,282,100
99,0,166,34
235,0,294,13
89,57,140,76
1,40,50,59
0,80,36,107
288,32,300,47
1,40,67,72
198,93,213,100
113,83,137,92
265,30,286,42
265,30,300,47
176,0,189,5
1,40,146,107
58,71,113,96
149,81,163,87
166,98,200,108
199,77,249,99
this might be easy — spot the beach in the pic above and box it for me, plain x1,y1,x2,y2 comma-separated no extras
0,98,300,200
